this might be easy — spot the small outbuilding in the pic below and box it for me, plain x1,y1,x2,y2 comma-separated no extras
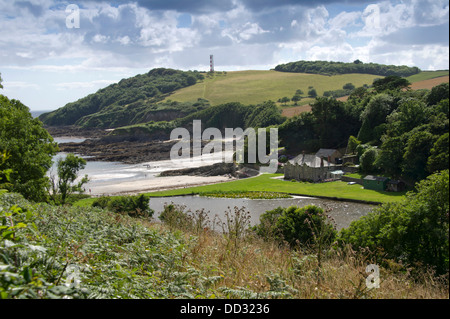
386,180,406,192
363,175,390,191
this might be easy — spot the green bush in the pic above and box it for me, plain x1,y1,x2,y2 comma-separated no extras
254,205,337,248
92,194,153,218
338,170,449,275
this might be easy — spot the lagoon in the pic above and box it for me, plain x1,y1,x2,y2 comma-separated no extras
149,195,376,231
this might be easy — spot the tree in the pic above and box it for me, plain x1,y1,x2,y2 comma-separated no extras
291,94,301,105
427,83,449,106
343,83,355,91
338,170,449,274
357,94,395,143
402,130,436,182
359,147,379,173
51,153,89,205
374,136,405,178
0,72,3,89
0,95,58,202
347,135,361,154
308,88,317,98
372,76,410,92
311,97,355,149
280,97,290,105
427,133,449,173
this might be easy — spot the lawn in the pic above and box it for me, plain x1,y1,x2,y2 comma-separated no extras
164,70,381,106
146,174,406,204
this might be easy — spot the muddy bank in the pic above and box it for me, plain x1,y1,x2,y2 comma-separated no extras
45,125,110,139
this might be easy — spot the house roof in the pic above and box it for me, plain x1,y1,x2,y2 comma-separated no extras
289,154,332,168
315,149,340,158
364,175,389,182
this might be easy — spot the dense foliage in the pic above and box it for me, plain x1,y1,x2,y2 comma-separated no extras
338,170,449,275
275,60,420,77
177,100,286,131
0,95,58,202
279,78,449,185
0,192,183,299
278,96,361,151
92,194,153,218
39,68,205,128
253,205,337,248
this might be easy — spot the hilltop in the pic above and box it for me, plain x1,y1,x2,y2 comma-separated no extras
163,70,381,107
38,61,448,131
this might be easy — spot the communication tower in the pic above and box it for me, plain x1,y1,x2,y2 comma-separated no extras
210,55,214,73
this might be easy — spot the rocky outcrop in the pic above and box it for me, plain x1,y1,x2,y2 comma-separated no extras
58,138,178,164
160,163,236,177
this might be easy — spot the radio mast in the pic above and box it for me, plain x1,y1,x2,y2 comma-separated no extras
210,54,214,73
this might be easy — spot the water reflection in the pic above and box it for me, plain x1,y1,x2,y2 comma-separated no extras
149,195,377,231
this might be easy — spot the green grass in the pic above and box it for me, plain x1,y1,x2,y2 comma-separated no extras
164,71,382,106
345,173,366,179
145,174,406,204
73,173,406,208
199,190,293,199
406,70,449,83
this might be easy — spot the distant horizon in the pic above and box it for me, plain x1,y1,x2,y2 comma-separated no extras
28,64,449,112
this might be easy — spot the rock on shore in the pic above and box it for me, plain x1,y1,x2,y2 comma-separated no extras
159,162,236,177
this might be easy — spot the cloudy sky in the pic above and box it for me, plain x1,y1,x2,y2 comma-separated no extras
0,0,449,111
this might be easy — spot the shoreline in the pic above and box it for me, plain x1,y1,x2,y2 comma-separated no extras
86,175,237,197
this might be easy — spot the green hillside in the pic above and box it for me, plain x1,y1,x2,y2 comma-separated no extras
39,68,206,129
406,70,449,83
164,70,382,106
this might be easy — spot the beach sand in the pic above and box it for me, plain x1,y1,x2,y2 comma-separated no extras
89,175,236,196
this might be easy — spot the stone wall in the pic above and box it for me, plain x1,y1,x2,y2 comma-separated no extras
284,163,329,182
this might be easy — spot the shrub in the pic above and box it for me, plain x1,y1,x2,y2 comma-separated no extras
359,147,379,173
92,194,153,218
254,205,337,248
338,170,449,274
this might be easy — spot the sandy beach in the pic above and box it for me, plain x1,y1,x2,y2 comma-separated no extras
88,175,236,196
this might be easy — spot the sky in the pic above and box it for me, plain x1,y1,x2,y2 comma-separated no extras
0,0,449,111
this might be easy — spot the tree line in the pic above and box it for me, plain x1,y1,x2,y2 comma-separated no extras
275,60,421,77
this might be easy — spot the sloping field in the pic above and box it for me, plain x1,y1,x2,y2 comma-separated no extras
406,70,449,83
165,70,381,106
410,75,449,90
282,73,449,118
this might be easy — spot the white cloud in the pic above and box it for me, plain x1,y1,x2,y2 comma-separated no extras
55,79,116,90
0,0,448,111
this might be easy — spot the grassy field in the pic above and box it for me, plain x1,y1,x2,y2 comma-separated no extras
145,174,406,204
406,70,449,83
164,70,382,106
73,174,405,207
